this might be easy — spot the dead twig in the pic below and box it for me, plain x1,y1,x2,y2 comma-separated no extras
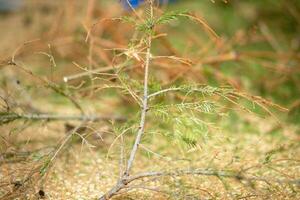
0,113,126,123
99,168,300,200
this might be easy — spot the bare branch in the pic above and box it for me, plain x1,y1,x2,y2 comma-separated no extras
0,113,126,123
99,1,155,199
127,169,300,186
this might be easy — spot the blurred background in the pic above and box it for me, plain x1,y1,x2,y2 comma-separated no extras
1,0,299,114
0,0,300,126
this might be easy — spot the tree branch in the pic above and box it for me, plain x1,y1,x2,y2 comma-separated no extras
99,1,154,199
0,113,126,123
124,35,152,177
99,168,300,200
126,169,300,186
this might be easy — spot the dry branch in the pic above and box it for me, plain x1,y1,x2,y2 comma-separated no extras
127,169,300,186
99,168,300,200
0,113,126,123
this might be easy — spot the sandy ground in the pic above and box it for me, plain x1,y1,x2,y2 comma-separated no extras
1,115,298,200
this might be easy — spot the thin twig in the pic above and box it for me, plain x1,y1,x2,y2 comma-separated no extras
9,61,85,114
124,35,152,176
148,87,181,99
65,62,117,83
0,113,126,122
125,169,300,185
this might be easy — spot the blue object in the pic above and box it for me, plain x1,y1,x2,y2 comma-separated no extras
122,0,176,9
124,0,140,8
